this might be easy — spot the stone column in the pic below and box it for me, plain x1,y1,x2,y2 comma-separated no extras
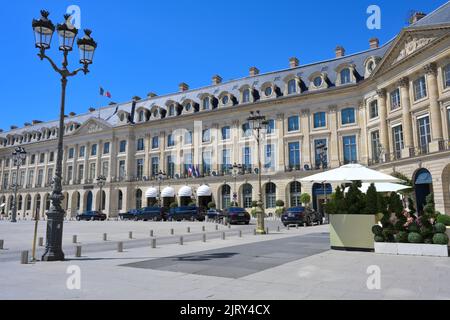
328,105,339,167
143,134,151,178
398,77,414,158
96,139,102,180
159,131,166,172
425,63,444,152
126,133,136,181
376,89,390,161
300,109,311,167
276,113,285,172
232,120,240,164
83,142,89,184
109,136,117,182
212,123,220,172
358,101,369,165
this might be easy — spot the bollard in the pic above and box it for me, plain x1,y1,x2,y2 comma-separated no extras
75,246,82,257
253,229,257,235
129,232,133,239
202,226,205,232
0,239,3,249
239,230,242,238
266,227,269,234
150,230,154,237
202,233,206,242
215,224,218,231
151,238,156,248
287,225,290,230
187,227,190,233
277,226,280,232
170,228,174,235
228,224,231,229
21,251,28,264
117,242,123,252
222,232,226,240
38,237,44,247
103,233,107,241
72,235,77,244
179,236,183,245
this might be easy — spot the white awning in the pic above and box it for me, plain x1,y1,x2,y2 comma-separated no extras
161,187,175,198
197,185,212,197
178,186,193,197
145,187,158,198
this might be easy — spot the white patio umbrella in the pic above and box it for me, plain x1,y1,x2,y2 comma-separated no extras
344,182,410,193
299,164,401,184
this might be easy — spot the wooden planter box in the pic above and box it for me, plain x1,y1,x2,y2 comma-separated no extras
375,242,448,257
329,214,376,251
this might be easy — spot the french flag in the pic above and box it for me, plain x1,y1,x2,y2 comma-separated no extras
99,87,112,98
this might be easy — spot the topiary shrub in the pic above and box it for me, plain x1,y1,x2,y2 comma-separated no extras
170,202,178,209
408,222,419,233
432,233,449,245
424,237,433,244
275,208,285,217
420,226,433,239
394,231,408,243
374,235,385,242
251,201,258,208
276,200,285,207
207,202,216,209
408,232,423,244
372,225,383,236
436,214,450,226
382,229,395,242
299,193,311,207
434,222,447,234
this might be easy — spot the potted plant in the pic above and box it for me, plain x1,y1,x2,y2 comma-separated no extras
275,200,285,218
326,181,377,251
299,193,311,207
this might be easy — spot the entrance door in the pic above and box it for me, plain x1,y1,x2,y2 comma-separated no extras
86,191,93,212
414,169,432,214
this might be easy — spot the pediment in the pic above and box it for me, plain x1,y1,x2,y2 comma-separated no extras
372,26,450,76
73,117,112,135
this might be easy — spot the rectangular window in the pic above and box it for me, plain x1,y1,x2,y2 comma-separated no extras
414,76,427,101
184,153,193,175
202,129,211,143
417,116,431,154
27,170,34,187
78,165,84,180
37,169,43,186
151,157,159,176
66,166,72,183
39,153,45,163
167,155,175,178
221,149,231,173
370,131,381,162
392,125,404,159
3,173,9,189
46,169,53,185
221,126,230,140
390,88,401,110
313,112,326,128
68,148,74,159
266,119,275,134
136,159,144,179
343,135,357,164
20,171,25,187
243,147,251,171
118,160,126,179
30,154,35,165
184,131,193,145
49,152,54,162
202,151,211,174
288,142,301,170
264,144,274,169
314,139,327,169
137,138,145,151
444,64,450,89
91,144,97,156
341,108,355,125
79,146,85,158
119,140,127,153
89,163,96,180
369,100,378,119
102,162,109,177
242,123,252,137
287,116,299,132
167,134,175,147
152,136,159,149
5,159,9,167
103,142,110,154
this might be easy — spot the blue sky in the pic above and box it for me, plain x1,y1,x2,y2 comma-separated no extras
0,0,447,131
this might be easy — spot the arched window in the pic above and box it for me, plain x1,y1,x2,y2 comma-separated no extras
26,195,31,211
290,182,302,207
202,97,210,110
138,110,145,122
288,79,297,94
118,190,123,211
45,194,51,210
242,89,250,103
221,185,231,209
340,68,351,84
18,195,23,211
265,183,276,209
136,189,142,209
242,184,253,208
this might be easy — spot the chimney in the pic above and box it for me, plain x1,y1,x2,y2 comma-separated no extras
289,57,299,68
0,129,3,133
179,83,189,92
249,67,260,77
369,37,379,49
335,46,345,58
132,96,141,101
411,12,426,24
88,107,96,112
147,92,157,98
69,112,76,117
212,75,222,85
10,125,18,130
24,122,31,127
32,120,42,125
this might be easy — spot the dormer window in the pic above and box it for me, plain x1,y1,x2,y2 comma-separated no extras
185,103,191,112
138,110,145,122
340,68,351,84
287,79,297,94
202,97,210,110
222,95,229,105
313,77,323,87
120,113,125,122
168,104,175,116
364,56,379,78
264,86,273,97
242,89,250,103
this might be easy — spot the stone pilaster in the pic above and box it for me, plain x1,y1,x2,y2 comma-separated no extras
328,105,339,167
300,109,311,166
276,113,285,171
398,77,414,158
425,63,444,152
376,89,390,161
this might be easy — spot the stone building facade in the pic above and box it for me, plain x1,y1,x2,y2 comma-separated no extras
1,3,450,219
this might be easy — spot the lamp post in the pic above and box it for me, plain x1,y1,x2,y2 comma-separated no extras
231,163,242,206
32,10,97,261
316,142,329,223
96,175,106,214
247,111,269,235
157,171,167,207
11,147,27,223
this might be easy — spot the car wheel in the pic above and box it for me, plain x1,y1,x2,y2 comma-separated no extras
245,221,250,225
76,216,81,221
306,217,312,226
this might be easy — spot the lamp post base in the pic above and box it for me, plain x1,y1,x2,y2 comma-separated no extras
41,208,65,262
255,205,266,235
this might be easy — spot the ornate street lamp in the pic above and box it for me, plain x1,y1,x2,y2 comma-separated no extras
247,111,269,235
11,147,27,223
32,10,97,261
157,171,167,207
316,142,329,224
96,175,107,214
231,163,242,206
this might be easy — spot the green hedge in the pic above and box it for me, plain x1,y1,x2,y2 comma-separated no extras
436,214,450,226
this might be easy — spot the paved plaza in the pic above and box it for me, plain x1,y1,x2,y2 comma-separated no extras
0,219,449,300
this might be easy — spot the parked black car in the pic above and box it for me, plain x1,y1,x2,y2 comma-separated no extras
206,208,224,222
135,206,166,221
167,206,205,221
222,207,251,225
281,207,322,227
76,211,107,221
119,209,140,221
